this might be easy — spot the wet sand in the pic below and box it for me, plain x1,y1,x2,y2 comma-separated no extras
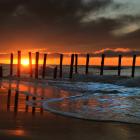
0,87,140,140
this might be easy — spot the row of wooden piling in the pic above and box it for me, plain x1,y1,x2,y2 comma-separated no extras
0,51,138,79
47,53,137,78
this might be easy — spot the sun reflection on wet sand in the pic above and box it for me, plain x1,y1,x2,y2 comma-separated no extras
6,129,27,137
0,79,140,139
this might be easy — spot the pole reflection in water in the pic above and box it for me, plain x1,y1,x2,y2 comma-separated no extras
32,97,36,115
40,87,45,115
25,86,31,113
32,83,37,115
7,86,11,111
0,79,2,88
14,82,20,114
7,88,11,111
25,95,29,112
14,90,19,113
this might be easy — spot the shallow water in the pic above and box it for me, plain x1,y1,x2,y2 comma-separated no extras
1,79,140,124
41,82,140,124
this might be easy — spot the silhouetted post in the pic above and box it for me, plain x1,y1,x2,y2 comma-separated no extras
118,55,122,76
100,54,105,76
59,54,63,78
10,53,13,76
7,89,11,110
17,51,21,77
69,54,74,79
85,54,90,75
53,66,57,79
42,53,47,79
14,90,19,113
32,96,36,115
132,55,137,77
75,54,78,73
35,52,39,79
0,66,3,78
29,52,33,78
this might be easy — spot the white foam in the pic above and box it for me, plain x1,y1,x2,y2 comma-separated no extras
1,79,140,124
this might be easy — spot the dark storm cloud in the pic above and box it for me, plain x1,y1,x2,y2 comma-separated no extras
0,0,112,25
0,0,139,53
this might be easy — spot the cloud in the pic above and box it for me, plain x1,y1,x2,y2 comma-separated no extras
90,48,140,57
82,0,140,22
82,0,140,37
111,22,140,36
0,0,139,53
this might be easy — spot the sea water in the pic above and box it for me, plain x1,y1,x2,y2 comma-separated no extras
1,64,140,77
0,79,140,124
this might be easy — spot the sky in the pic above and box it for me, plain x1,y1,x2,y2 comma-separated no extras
0,0,140,55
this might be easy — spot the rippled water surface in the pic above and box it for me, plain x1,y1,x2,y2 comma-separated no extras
41,82,140,124
1,79,140,124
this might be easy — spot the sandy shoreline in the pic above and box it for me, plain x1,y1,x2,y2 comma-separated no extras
0,82,140,140
1,112,140,140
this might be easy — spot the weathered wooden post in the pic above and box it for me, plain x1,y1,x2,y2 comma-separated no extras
75,54,78,73
35,52,39,79
100,54,105,76
42,53,47,79
69,54,74,79
10,53,13,76
132,55,136,77
14,90,19,113
118,55,122,76
17,51,21,77
0,66,3,78
29,52,33,78
85,54,90,75
59,54,63,78
53,66,58,79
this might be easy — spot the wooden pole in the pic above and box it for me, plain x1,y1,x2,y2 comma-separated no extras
100,54,105,76
118,55,122,76
10,53,13,76
17,51,21,77
132,55,136,77
75,54,78,73
35,52,39,79
85,54,90,75
69,54,74,79
53,66,57,79
42,53,47,79
29,52,33,78
59,54,63,78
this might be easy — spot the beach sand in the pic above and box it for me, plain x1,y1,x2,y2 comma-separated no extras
0,87,140,140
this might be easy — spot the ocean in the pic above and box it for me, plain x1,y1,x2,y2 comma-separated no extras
0,64,140,124
1,64,140,77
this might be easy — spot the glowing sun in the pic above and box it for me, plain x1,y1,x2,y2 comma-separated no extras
21,59,29,66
